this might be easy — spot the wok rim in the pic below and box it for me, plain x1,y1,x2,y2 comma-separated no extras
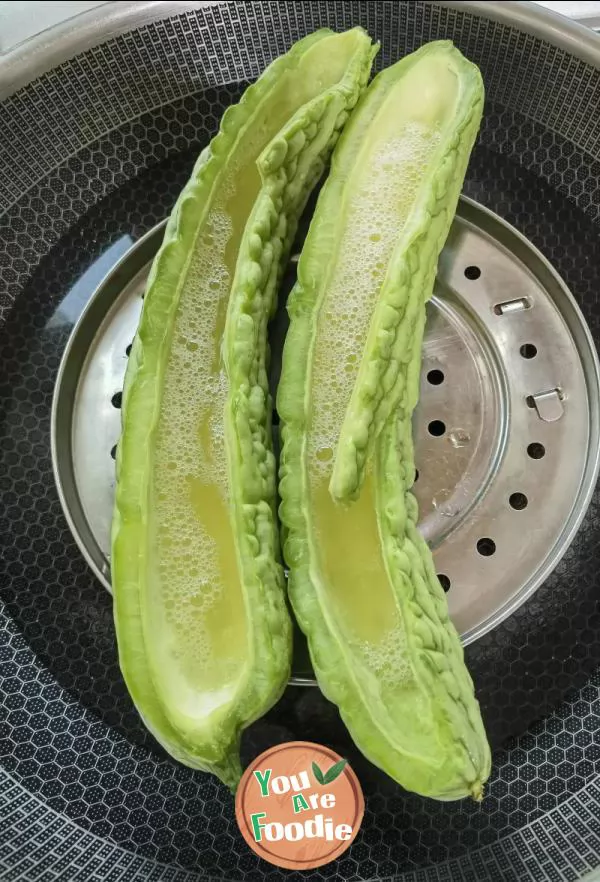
2,1,600,101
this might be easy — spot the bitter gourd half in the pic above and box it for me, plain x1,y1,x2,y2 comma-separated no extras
278,41,490,800
111,27,375,789
327,40,484,502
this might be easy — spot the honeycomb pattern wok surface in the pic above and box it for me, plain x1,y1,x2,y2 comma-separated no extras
1,3,600,881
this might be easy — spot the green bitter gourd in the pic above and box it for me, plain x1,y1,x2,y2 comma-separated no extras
278,41,490,800
328,40,484,502
111,27,375,789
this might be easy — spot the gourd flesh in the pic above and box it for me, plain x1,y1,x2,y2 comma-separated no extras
278,41,491,800
111,27,375,789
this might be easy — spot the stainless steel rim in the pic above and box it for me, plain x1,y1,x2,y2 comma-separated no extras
51,196,600,675
3,1,600,100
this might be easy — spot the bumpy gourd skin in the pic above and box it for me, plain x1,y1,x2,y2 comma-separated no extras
111,28,375,790
278,42,490,800
376,313,491,799
330,41,485,503
223,65,376,564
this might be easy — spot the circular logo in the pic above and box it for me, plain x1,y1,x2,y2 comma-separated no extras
235,741,364,870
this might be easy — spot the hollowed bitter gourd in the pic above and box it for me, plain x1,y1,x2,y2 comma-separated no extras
279,41,491,799
111,28,375,789
328,41,485,502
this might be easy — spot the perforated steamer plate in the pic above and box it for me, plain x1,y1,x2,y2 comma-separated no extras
50,197,600,657
3,3,600,881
